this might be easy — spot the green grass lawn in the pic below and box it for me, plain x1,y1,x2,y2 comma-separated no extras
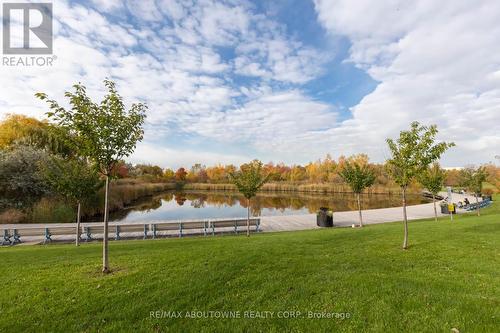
1,198,499,332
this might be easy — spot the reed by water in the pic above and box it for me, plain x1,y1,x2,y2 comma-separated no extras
0,179,177,223
183,182,416,195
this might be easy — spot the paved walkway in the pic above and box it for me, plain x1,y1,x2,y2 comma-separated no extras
260,192,476,232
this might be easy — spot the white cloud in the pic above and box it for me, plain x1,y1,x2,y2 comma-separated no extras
1,0,333,168
3,0,496,169
198,1,250,46
130,143,248,169
158,0,187,21
125,0,163,22
234,58,269,78
234,27,329,84
313,0,500,165
178,90,337,150
90,0,123,13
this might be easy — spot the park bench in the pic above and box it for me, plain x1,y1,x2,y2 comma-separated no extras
115,224,149,240
11,227,46,244
84,225,104,241
153,221,207,238
84,224,145,241
178,221,209,237
2,217,262,245
153,221,182,238
10,227,46,244
209,218,260,235
465,199,492,211
46,226,80,243
8,226,78,244
151,218,260,238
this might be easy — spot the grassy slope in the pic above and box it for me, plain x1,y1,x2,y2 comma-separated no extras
0,198,498,332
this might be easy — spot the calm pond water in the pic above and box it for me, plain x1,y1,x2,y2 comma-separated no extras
109,191,428,222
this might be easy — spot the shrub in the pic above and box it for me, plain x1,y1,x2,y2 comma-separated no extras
483,188,494,195
0,209,27,223
31,198,75,223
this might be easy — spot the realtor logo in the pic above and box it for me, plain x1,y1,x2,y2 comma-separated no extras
2,3,53,54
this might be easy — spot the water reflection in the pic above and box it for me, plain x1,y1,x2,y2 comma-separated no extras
109,191,427,222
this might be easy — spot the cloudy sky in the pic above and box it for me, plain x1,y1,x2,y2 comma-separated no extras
1,0,499,169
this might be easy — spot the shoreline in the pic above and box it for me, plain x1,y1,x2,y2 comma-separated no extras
0,181,419,224
0,192,477,244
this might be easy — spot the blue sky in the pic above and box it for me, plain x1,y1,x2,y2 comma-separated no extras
1,0,499,168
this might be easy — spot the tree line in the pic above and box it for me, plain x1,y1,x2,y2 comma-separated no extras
87,153,500,194
2,115,497,196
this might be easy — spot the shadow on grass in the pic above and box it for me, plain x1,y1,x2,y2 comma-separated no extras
84,265,133,279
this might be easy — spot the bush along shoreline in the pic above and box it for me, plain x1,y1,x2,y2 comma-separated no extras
0,180,176,224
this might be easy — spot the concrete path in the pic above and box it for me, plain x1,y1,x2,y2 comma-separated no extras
260,202,439,232
260,192,476,232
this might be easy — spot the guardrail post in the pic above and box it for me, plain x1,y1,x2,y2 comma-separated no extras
144,225,148,239
179,223,183,238
85,227,92,242
115,225,120,241
256,219,260,232
2,230,11,245
234,221,238,234
152,224,157,239
211,220,215,236
12,229,20,244
44,228,52,244
203,221,207,236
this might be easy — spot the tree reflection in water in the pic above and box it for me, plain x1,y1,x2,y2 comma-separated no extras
110,190,428,222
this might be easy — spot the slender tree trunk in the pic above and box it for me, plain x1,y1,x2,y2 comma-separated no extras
247,197,250,237
356,192,363,227
76,201,81,246
432,194,437,222
103,175,110,273
402,186,408,250
476,194,480,217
